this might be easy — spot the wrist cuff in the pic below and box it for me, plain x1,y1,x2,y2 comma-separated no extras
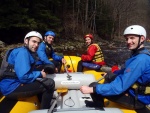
93,87,96,93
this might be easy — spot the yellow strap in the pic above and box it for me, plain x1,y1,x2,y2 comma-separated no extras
0,96,5,102
145,87,150,94
132,83,150,94
56,89,68,93
132,83,138,89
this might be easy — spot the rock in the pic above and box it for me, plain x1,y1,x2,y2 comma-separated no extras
0,40,5,48
69,46,75,50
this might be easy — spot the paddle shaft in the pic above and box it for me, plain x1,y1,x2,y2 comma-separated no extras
48,93,61,113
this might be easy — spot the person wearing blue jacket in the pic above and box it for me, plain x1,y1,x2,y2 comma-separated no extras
80,25,150,112
0,31,55,109
37,31,66,73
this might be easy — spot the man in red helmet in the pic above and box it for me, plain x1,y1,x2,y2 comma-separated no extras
77,34,106,72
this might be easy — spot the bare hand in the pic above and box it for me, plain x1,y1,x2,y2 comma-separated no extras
55,68,58,73
41,69,47,78
80,86,93,94
102,73,107,77
62,58,66,64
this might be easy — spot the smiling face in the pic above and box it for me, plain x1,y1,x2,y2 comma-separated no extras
85,37,92,46
124,34,145,50
24,37,41,52
44,35,54,44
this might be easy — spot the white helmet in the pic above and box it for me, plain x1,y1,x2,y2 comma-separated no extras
123,25,146,38
24,31,43,40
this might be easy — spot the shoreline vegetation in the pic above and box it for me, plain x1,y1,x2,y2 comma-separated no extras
0,38,126,65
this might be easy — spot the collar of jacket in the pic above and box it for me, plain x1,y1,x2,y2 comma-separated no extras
131,47,146,57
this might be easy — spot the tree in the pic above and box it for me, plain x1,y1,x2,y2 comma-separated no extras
0,0,63,43
95,0,137,40
0,0,149,43
108,0,137,39
0,0,33,29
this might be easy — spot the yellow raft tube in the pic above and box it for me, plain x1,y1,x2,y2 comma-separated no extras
0,56,136,113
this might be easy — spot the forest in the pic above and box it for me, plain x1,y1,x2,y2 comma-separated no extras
0,0,150,44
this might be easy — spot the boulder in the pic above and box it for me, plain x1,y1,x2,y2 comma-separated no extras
0,40,5,48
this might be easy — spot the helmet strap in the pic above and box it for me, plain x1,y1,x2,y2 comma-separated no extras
132,36,143,53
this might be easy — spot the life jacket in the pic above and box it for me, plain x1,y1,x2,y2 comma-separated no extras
0,48,17,81
43,41,53,58
0,47,40,81
131,83,150,95
88,44,104,63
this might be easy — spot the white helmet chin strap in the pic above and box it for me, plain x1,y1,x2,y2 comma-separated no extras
132,36,143,52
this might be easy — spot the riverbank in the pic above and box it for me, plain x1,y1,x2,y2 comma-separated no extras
0,38,125,56
0,38,127,66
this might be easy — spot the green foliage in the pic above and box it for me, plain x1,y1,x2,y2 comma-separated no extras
96,18,113,36
0,0,63,33
0,0,148,43
0,0,31,29
95,3,114,40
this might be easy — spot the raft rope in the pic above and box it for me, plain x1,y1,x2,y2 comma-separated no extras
68,56,75,72
64,97,75,107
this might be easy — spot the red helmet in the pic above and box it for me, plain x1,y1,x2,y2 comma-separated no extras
84,34,93,39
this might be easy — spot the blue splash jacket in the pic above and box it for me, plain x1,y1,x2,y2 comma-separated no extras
96,48,150,105
37,42,63,65
0,47,42,95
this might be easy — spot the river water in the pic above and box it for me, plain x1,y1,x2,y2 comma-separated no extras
62,42,150,67
62,46,129,67
0,42,150,66
101,42,150,66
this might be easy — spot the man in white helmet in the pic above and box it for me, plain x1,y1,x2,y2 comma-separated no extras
80,25,150,112
0,31,55,109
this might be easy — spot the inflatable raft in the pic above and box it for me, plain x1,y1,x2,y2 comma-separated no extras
28,73,122,113
0,56,137,113
61,56,105,83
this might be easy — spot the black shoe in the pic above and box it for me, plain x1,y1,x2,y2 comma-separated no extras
85,100,103,109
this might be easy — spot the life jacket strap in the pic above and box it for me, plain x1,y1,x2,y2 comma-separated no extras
132,83,150,95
